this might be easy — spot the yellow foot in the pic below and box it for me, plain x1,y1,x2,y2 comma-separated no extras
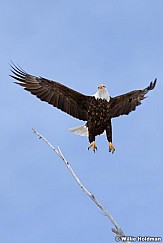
109,142,115,154
88,141,97,153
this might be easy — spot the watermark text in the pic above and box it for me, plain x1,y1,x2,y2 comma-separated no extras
115,236,162,242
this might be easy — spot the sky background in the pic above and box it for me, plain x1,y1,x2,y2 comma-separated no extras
1,0,163,242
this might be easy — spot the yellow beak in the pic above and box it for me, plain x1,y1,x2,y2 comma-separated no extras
98,84,105,89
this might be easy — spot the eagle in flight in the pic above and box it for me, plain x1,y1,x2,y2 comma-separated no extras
10,63,157,153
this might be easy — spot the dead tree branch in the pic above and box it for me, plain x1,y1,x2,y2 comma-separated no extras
32,128,130,242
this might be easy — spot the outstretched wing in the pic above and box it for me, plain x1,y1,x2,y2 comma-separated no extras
109,79,157,118
10,63,90,121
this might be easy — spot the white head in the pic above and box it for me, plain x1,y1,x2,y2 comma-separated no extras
93,84,110,102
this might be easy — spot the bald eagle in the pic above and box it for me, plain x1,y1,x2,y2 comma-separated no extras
10,63,157,153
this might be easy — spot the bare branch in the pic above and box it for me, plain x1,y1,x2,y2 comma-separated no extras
32,128,130,242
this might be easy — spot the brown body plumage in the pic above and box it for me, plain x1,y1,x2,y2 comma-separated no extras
87,98,112,145
10,63,157,153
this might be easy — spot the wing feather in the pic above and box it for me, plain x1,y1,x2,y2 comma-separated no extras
109,79,157,118
10,63,90,121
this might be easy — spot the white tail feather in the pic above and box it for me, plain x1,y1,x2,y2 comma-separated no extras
69,125,106,137
69,125,88,136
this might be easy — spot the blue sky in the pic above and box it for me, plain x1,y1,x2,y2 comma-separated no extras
1,0,163,242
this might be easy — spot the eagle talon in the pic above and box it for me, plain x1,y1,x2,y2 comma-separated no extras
88,141,97,152
109,142,115,154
